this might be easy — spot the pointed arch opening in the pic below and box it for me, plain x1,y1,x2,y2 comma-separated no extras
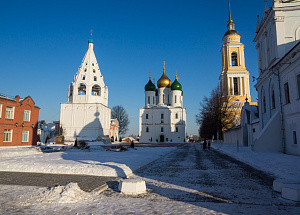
231,52,238,66
78,83,86,95
92,84,101,96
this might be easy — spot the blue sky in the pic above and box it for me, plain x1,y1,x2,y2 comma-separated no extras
0,0,269,136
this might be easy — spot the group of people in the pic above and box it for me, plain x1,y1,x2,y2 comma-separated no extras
203,139,211,150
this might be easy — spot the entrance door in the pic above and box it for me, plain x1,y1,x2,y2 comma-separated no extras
160,135,164,142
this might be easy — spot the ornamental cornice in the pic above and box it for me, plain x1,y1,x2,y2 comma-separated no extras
274,16,285,22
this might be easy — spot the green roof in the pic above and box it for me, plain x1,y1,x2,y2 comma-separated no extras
171,78,182,91
145,80,156,91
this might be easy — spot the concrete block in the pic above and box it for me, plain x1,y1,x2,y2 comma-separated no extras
273,179,300,193
118,179,146,194
282,184,300,202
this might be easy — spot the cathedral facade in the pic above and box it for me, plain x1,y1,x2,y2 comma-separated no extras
139,62,187,143
60,36,111,142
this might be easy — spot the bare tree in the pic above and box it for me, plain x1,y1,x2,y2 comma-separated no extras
196,86,234,140
111,105,130,135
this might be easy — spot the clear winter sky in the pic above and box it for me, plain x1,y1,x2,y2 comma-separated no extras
0,0,269,136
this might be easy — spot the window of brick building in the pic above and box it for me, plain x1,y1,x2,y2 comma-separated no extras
24,110,31,122
3,129,12,142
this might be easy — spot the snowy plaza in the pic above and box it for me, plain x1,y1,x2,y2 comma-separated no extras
0,143,300,214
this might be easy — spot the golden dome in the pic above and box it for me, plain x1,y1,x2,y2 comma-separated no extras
157,70,172,88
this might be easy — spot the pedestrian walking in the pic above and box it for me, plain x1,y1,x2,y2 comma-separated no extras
130,140,135,149
203,139,207,150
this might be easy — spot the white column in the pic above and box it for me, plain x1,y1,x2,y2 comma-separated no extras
239,77,243,96
228,77,231,95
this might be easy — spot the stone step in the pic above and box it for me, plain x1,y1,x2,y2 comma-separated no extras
273,179,300,193
118,179,146,195
282,184,300,202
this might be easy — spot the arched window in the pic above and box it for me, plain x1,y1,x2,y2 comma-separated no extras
78,83,86,95
92,85,101,96
146,127,149,132
175,113,178,119
148,96,150,104
231,52,238,66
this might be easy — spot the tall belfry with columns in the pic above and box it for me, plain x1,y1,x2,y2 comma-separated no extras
219,0,256,111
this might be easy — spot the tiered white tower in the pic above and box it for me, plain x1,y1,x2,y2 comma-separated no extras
60,35,111,141
139,62,187,143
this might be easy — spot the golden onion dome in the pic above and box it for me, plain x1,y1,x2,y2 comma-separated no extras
157,70,172,88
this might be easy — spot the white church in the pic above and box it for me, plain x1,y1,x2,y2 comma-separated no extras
60,35,111,142
139,62,187,143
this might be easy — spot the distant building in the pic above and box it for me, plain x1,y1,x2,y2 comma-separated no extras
60,34,111,142
139,62,187,143
110,119,119,142
0,94,40,146
253,0,300,155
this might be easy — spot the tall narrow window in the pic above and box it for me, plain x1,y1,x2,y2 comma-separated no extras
3,129,12,142
163,94,165,102
146,127,149,133
161,113,164,119
161,127,164,132
176,127,179,132
146,114,148,119
0,104,2,118
94,76,97,81
92,63,94,66
24,110,31,122
231,52,238,66
22,131,29,142
175,113,178,119
293,131,297,145
82,75,85,80
262,90,266,113
297,74,300,99
5,106,14,119
175,95,177,103
148,96,150,104
93,69,95,73
233,78,239,95
284,82,290,104
153,96,155,104
271,88,275,109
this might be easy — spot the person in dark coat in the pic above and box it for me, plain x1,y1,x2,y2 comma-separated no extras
130,140,134,149
203,139,207,150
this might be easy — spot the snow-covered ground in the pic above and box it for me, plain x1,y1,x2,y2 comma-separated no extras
1,143,300,214
212,141,300,180
0,146,175,177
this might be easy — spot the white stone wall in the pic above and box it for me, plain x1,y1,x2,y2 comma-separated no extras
60,103,111,141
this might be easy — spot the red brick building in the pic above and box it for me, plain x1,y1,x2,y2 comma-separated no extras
0,94,40,147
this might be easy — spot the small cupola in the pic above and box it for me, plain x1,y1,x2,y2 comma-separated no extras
171,71,182,91
157,61,172,88
145,79,156,91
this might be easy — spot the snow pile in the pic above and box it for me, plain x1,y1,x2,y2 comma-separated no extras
23,183,92,204
0,147,176,176
0,147,41,158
